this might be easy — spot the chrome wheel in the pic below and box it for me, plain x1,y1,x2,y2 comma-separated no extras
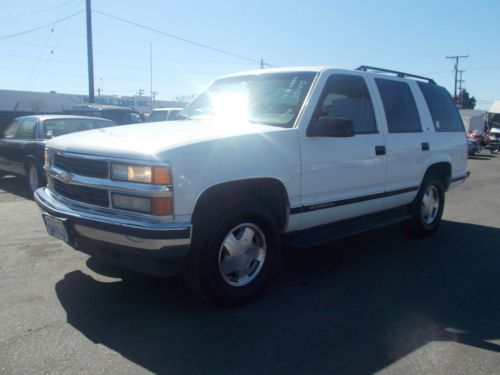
28,164,39,192
421,185,440,225
218,223,267,287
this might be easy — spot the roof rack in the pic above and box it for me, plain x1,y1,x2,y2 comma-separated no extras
355,65,436,84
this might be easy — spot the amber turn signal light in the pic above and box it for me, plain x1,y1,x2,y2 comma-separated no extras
152,167,172,185
152,196,173,215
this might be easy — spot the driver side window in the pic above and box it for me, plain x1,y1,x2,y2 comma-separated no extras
312,74,378,134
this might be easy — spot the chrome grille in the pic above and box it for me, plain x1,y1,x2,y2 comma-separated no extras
53,179,109,207
54,154,108,178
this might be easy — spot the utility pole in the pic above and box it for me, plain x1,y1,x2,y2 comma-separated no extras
446,55,468,102
86,0,95,103
260,58,264,69
458,70,465,107
137,89,144,96
150,42,153,113
152,91,158,108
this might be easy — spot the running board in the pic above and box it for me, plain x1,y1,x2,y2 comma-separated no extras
285,207,411,248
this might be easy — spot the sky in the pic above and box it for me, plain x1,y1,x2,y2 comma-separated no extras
1,0,499,109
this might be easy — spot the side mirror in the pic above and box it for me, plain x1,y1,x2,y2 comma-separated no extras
307,116,355,137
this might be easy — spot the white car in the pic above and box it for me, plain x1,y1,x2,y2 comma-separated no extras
35,66,468,306
147,107,183,122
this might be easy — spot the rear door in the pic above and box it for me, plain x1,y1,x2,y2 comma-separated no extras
371,77,428,205
2,118,38,175
0,119,22,173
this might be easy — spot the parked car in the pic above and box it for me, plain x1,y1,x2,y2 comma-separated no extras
484,127,500,154
467,138,480,156
35,66,468,306
68,104,143,125
0,115,115,193
148,108,183,122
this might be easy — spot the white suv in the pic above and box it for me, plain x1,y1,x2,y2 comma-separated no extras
35,66,468,306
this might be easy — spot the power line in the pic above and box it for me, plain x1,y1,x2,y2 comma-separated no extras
0,0,79,17
0,40,258,65
93,10,263,65
0,10,84,40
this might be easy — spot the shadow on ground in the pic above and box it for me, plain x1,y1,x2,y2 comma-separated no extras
0,175,32,200
55,220,500,374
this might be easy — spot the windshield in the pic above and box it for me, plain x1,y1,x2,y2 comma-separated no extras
180,72,317,127
488,113,500,129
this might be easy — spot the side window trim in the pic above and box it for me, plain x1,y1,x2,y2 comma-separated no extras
307,73,379,135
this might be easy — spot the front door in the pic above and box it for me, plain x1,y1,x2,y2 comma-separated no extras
298,73,387,229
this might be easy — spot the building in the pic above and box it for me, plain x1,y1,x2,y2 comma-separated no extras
0,89,182,114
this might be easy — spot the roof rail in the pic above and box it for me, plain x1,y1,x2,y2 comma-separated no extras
355,65,436,84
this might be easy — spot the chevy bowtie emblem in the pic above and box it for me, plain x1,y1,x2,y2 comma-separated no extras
58,171,73,183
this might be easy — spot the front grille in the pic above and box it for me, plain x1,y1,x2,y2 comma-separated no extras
54,179,109,207
54,154,108,178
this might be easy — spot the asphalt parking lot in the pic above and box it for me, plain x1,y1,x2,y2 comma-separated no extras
0,154,499,375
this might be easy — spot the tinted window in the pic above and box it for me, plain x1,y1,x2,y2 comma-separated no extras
149,111,169,122
376,79,422,133
313,75,377,134
15,118,37,139
3,120,22,139
418,82,464,132
168,110,180,120
43,118,114,138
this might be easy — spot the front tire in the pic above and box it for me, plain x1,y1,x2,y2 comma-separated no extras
184,200,280,307
27,161,42,194
404,175,445,237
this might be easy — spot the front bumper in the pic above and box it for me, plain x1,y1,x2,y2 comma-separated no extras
34,187,191,276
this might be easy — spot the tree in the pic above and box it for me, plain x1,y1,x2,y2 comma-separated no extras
455,89,476,109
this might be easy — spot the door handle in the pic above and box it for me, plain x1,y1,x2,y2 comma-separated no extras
422,142,430,151
375,145,386,156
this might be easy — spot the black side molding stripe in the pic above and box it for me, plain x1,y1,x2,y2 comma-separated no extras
450,174,468,183
290,186,419,215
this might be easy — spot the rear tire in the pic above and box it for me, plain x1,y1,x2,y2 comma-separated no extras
183,199,280,307
404,174,445,237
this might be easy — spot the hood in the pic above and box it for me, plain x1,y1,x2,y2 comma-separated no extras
47,120,284,160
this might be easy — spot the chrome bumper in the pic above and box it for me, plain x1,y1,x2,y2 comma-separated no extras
34,187,191,251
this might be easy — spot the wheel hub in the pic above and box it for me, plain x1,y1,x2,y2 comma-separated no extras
218,223,266,287
422,185,440,224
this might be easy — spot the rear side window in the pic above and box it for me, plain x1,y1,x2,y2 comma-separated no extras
3,120,22,139
15,118,37,139
149,111,168,122
43,118,115,138
313,74,377,134
418,82,464,132
376,79,422,133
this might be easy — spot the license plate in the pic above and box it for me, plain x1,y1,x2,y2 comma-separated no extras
43,214,69,244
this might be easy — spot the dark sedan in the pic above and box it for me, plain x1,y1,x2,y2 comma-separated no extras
0,115,115,194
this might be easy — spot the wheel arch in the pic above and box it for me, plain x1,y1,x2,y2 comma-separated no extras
421,161,452,190
191,178,290,232
23,154,41,172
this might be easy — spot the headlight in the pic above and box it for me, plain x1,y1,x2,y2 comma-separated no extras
112,193,172,216
111,164,171,184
